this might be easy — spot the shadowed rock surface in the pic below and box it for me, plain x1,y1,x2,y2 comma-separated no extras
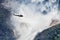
0,4,15,40
34,24,60,40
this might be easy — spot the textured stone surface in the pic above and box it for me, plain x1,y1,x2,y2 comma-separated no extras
34,24,60,40
0,4,15,40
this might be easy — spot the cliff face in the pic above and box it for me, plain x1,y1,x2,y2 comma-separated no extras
34,24,60,40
